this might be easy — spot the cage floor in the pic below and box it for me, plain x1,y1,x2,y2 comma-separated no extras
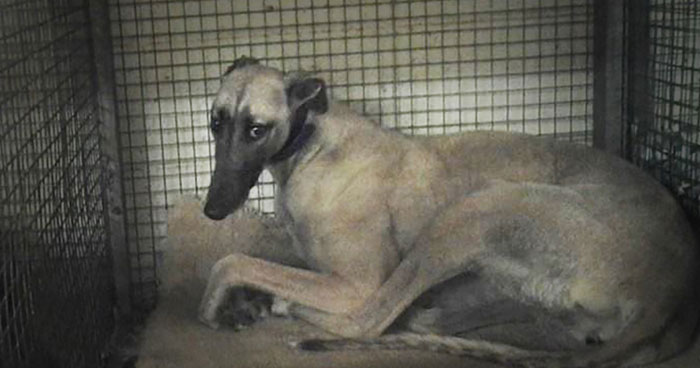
135,294,470,368
134,297,700,368
133,197,700,368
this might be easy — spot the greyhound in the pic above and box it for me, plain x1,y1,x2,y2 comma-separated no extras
198,57,699,367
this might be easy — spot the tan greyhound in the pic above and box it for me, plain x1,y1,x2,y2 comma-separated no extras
198,57,699,367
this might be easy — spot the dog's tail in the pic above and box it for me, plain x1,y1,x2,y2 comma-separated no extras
296,324,697,368
296,333,575,368
296,283,700,368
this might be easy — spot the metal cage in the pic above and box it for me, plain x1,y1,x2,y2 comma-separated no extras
1,1,698,367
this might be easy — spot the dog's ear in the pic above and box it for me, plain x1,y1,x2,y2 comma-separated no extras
268,77,325,163
287,78,328,114
223,56,259,76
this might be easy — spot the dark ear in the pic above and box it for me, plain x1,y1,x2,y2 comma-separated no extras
287,78,328,114
223,56,259,76
268,77,326,163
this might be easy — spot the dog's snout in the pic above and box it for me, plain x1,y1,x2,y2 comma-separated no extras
204,168,260,220
204,200,229,220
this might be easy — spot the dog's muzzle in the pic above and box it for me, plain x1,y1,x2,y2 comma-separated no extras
204,165,263,220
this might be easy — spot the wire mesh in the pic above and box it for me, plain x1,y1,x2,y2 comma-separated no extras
0,0,114,367
109,0,594,313
628,0,700,221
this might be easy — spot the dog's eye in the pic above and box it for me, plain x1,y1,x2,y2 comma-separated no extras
247,124,269,140
211,117,221,133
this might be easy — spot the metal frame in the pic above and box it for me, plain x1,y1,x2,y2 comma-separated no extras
89,0,131,320
597,0,700,223
593,0,625,155
625,0,652,162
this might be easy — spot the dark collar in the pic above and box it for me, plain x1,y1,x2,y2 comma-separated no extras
269,107,316,163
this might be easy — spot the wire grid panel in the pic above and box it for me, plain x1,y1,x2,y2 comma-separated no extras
630,0,700,220
0,0,115,367
109,0,594,312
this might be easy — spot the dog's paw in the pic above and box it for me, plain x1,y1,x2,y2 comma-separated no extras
217,287,273,330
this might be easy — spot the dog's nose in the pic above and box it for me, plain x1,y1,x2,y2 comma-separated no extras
203,201,228,220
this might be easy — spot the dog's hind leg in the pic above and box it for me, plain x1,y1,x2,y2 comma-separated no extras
396,272,585,351
291,193,584,366
291,190,516,338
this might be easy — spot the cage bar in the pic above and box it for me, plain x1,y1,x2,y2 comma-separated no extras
593,0,625,155
89,0,131,320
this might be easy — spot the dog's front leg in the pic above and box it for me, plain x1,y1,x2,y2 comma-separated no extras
288,257,429,338
198,252,367,333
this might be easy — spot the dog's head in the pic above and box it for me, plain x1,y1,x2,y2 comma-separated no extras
204,57,328,220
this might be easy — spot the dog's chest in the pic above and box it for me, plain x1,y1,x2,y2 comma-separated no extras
275,161,409,270
273,186,327,266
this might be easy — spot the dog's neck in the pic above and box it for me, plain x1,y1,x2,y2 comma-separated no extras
267,113,323,185
268,115,316,163
267,102,393,185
